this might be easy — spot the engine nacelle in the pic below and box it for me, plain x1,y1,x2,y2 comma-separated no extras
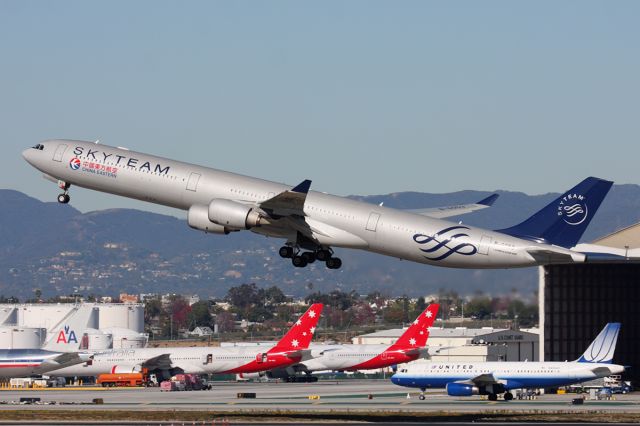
446,382,479,397
111,365,142,374
187,204,232,234
208,199,263,230
236,372,265,381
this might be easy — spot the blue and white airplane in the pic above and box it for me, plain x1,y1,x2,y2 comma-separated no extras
391,323,624,401
23,140,613,270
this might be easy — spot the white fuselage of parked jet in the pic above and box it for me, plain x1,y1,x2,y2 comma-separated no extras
23,140,601,270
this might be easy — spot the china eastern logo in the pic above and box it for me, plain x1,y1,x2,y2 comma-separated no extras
56,325,78,344
69,157,81,170
557,193,588,226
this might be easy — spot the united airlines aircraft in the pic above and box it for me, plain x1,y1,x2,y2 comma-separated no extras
23,140,612,269
391,323,624,401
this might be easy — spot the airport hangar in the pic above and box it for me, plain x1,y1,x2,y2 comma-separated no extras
540,222,640,383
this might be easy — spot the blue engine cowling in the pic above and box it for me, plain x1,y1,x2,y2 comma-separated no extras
446,382,479,396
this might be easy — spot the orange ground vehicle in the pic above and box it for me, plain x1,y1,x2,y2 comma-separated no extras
97,372,145,387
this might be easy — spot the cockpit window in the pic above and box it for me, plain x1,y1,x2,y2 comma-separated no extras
31,144,44,150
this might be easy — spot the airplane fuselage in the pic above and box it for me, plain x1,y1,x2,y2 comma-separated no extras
391,361,625,391
23,140,586,269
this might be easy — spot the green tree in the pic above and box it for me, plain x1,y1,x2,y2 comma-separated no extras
188,301,212,329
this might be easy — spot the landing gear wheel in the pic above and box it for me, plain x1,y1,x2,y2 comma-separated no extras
292,255,308,268
279,246,293,258
301,252,316,264
488,394,498,401
316,249,331,262
419,394,426,401
57,193,70,204
503,392,513,401
326,257,342,269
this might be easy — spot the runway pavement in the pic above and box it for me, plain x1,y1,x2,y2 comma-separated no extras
0,379,638,415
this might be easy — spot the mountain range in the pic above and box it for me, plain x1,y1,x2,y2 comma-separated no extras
1,184,639,300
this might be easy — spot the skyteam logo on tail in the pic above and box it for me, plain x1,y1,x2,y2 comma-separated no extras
413,226,477,261
69,157,81,170
557,193,588,226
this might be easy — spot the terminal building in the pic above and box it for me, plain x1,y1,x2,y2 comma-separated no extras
0,303,147,350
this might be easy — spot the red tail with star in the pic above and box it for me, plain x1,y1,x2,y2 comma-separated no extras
268,303,323,353
388,303,439,350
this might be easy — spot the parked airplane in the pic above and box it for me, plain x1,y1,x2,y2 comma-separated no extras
391,323,624,401
49,304,323,379
0,350,92,378
246,304,440,382
23,140,612,269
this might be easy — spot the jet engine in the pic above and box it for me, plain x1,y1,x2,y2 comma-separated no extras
187,204,233,234
110,365,142,374
208,199,263,230
236,372,266,380
446,382,479,397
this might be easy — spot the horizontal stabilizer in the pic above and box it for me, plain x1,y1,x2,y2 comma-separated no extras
526,248,585,264
407,194,499,219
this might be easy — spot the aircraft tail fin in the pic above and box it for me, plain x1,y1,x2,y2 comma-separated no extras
42,305,98,352
389,304,439,350
576,323,621,364
496,177,613,248
269,303,323,353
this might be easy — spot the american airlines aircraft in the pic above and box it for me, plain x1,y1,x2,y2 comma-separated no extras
248,304,440,382
0,350,91,378
23,140,612,269
50,304,322,379
391,323,624,401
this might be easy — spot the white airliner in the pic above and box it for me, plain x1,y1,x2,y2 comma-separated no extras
246,304,440,382
23,140,613,269
49,304,322,379
391,323,624,401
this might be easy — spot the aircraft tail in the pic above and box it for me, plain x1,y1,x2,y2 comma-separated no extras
42,305,98,352
389,304,439,350
268,303,323,353
496,177,613,248
576,323,621,364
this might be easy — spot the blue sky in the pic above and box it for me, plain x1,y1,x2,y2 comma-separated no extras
2,1,639,215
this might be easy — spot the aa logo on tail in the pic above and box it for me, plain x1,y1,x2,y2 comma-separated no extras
56,325,78,344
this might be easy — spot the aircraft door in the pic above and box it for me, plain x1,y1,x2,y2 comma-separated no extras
186,172,201,192
256,353,267,363
204,354,213,365
52,144,68,162
366,212,381,232
478,235,492,255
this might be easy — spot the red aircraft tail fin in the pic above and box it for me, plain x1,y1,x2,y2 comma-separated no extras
389,303,439,350
268,303,323,353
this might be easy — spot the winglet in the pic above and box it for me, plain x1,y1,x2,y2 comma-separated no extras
269,303,323,353
389,303,440,350
291,179,312,194
478,193,499,207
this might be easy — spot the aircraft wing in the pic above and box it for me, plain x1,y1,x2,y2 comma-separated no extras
466,373,499,387
405,194,499,219
141,353,173,371
259,180,312,217
37,352,93,372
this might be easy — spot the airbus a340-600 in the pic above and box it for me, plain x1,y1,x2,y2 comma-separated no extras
23,140,612,270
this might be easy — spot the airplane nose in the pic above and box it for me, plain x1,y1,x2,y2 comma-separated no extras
22,148,34,164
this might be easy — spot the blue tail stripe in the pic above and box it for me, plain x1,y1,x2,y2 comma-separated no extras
496,177,613,248
577,323,621,364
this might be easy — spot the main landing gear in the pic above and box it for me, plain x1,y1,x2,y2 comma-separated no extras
278,246,342,269
57,181,71,204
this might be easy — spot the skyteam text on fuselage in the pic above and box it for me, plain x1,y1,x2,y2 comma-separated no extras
23,140,613,270
391,323,624,401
